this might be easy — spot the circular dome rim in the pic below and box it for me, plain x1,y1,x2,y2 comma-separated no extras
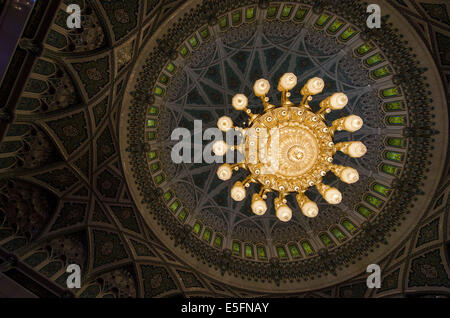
119,0,448,292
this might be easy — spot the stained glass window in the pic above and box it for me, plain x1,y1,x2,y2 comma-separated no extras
365,53,384,66
281,5,293,19
315,13,331,26
277,246,288,259
387,116,406,125
320,233,335,247
233,241,241,255
288,244,301,258
385,151,404,162
340,27,356,41
331,227,347,242
170,201,180,212
267,6,279,19
357,205,375,219
382,87,401,98
257,246,267,260
341,219,358,234
202,228,212,242
246,7,256,21
387,137,405,148
178,209,188,222
193,222,202,235
301,241,315,255
373,183,390,197
384,101,404,111
232,10,241,25
245,244,254,258
356,42,374,56
163,191,172,201
214,235,223,248
328,19,345,33
381,164,401,176
365,195,384,209
294,8,308,22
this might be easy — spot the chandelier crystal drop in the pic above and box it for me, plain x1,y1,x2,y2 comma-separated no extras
213,73,366,221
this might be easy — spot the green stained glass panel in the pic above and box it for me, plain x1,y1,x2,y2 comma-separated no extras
188,36,199,49
385,101,404,111
163,191,172,201
149,106,159,115
365,195,384,208
193,222,202,235
288,244,301,258
203,229,211,242
245,244,254,258
246,7,255,20
219,16,228,29
388,116,405,125
257,246,267,259
356,43,373,55
200,27,209,39
267,6,278,18
166,63,176,73
382,164,400,176
385,151,404,162
328,19,344,33
155,174,164,184
315,13,330,26
301,241,314,255
151,162,160,172
357,205,375,219
148,132,156,140
294,8,308,21
232,11,241,25
178,209,188,222
342,220,358,234
331,227,347,242
373,184,390,197
170,200,180,213
147,119,156,127
214,235,222,248
281,5,293,18
387,137,405,148
179,46,189,57
233,241,241,255
373,66,391,78
365,53,384,66
382,87,400,98
277,246,287,259
154,86,164,96
148,151,157,160
340,27,356,40
320,234,335,247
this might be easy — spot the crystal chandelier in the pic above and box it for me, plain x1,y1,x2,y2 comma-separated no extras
213,73,367,221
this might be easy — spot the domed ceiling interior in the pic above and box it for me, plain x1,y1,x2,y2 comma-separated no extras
0,0,448,297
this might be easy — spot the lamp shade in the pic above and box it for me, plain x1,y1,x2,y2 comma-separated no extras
232,94,248,110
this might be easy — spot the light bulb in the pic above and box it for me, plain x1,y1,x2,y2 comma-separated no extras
232,94,248,110
343,115,363,132
276,204,292,222
340,167,359,184
217,116,233,132
324,187,342,204
251,194,267,215
305,77,325,95
301,201,319,218
217,164,232,181
329,93,348,110
347,141,367,158
231,182,246,201
278,73,297,91
212,140,228,156
253,79,270,96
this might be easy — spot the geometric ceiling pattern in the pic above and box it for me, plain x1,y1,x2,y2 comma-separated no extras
0,0,448,297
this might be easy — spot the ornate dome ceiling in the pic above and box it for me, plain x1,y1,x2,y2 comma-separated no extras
0,0,448,297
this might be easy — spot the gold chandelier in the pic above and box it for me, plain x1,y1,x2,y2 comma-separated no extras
213,73,366,221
